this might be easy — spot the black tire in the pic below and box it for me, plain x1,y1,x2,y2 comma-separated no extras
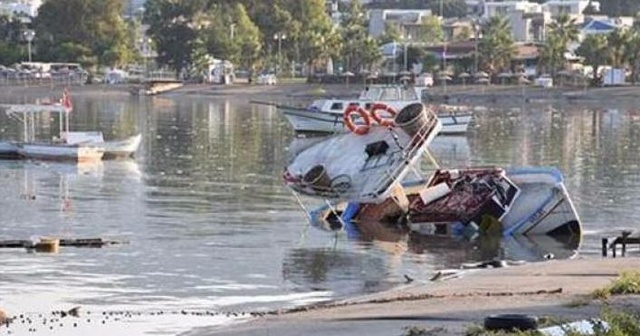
484,314,538,331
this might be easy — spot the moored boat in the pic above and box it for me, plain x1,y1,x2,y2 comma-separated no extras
275,84,472,135
17,143,104,162
64,132,142,159
0,141,19,159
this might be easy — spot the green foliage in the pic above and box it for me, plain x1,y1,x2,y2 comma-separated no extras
478,16,515,75
378,22,403,45
416,16,443,45
0,14,28,64
575,34,607,83
591,271,640,299
539,14,579,76
340,0,382,73
35,0,134,67
402,326,447,336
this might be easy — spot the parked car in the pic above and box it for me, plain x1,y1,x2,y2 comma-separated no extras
257,73,277,85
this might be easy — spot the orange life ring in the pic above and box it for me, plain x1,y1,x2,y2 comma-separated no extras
370,103,397,127
343,105,371,135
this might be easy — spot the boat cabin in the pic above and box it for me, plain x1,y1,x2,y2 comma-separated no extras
308,85,422,113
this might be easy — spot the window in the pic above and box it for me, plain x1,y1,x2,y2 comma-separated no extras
330,102,344,111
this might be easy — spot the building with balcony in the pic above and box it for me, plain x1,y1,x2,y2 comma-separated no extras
368,9,435,41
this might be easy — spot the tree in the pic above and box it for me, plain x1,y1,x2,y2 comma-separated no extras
396,45,427,71
539,33,565,76
539,14,579,76
575,34,608,85
478,16,515,75
293,0,342,74
340,0,381,73
378,22,402,45
35,0,134,68
416,16,443,45
607,28,631,68
626,31,640,83
0,14,28,64
144,0,214,76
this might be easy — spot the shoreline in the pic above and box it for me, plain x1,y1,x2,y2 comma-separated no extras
187,256,640,336
2,82,640,108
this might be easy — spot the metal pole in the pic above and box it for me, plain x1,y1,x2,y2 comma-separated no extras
278,36,282,77
404,42,408,71
27,41,31,63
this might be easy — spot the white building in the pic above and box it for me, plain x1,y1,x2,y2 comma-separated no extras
542,0,600,24
368,9,435,41
0,0,41,17
483,0,541,19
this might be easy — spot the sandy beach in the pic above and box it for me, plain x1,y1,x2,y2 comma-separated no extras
184,256,640,336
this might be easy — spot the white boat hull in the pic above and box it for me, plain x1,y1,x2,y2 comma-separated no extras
64,132,142,159
18,144,104,162
0,141,19,158
408,167,581,237
500,168,581,236
102,134,142,159
280,106,470,135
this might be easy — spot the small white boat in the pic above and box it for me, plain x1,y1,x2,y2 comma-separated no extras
64,132,141,159
0,141,19,159
276,85,472,135
1,90,138,162
18,143,104,162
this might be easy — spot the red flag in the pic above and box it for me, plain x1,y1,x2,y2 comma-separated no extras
61,89,72,112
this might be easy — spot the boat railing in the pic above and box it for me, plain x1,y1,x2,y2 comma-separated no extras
365,109,441,201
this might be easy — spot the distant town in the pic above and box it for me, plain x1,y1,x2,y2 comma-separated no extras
0,0,639,87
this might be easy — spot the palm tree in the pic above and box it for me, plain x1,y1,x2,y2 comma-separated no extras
625,31,640,83
607,28,631,68
575,34,608,85
547,14,579,46
478,16,516,76
541,14,579,76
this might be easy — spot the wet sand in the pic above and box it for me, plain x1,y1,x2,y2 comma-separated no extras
186,257,640,336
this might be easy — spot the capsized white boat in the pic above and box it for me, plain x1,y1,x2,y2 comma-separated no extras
284,103,442,203
310,167,581,237
275,84,472,135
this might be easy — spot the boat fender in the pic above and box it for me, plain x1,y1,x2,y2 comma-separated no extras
370,103,397,127
341,202,360,222
343,105,371,135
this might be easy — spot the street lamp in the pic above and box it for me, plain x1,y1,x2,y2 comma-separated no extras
273,32,286,77
24,29,35,63
139,37,152,78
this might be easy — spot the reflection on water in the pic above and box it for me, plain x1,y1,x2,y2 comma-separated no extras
0,95,639,335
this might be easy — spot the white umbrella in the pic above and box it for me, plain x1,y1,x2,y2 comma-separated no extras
343,71,355,86
458,72,471,87
497,72,512,85
474,71,489,78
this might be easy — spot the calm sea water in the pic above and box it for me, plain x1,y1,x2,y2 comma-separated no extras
0,92,639,335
